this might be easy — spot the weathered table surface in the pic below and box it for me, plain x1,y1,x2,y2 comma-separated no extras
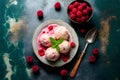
0,0,120,80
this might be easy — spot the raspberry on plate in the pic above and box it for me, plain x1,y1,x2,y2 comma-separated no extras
54,2,61,10
32,65,39,74
38,48,45,56
26,56,34,64
70,42,76,48
92,48,99,56
37,10,43,18
89,55,96,63
60,69,68,77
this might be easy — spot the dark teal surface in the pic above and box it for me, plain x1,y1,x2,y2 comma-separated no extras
0,0,120,80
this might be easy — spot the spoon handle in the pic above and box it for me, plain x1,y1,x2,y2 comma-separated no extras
70,43,88,78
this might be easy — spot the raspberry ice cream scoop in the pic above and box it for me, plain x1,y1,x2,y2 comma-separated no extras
54,26,69,40
45,47,60,61
59,40,71,54
39,34,52,47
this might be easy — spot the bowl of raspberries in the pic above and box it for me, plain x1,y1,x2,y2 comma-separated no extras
67,0,93,24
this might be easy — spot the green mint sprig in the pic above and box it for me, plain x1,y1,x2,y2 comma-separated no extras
50,37,64,52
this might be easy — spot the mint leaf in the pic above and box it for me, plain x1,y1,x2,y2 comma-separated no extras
50,37,56,43
57,38,64,44
56,45,60,52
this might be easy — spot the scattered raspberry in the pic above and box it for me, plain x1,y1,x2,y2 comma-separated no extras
92,48,99,56
61,55,70,62
83,9,88,15
73,1,80,8
80,29,86,33
80,16,86,22
60,69,68,77
77,6,83,11
70,14,76,20
54,2,61,10
86,6,92,13
72,8,77,14
48,25,53,31
38,48,45,56
89,55,96,63
70,42,76,48
82,3,87,9
68,4,74,11
37,10,43,18
26,56,34,64
76,11,82,17
32,65,39,74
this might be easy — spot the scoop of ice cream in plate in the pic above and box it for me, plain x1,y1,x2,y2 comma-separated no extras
59,40,71,54
45,47,60,61
39,34,52,47
54,26,69,40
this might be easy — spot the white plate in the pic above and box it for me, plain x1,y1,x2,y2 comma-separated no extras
32,19,79,67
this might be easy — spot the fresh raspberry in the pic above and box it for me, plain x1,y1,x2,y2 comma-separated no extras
60,69,68,77
83,9,88,15
86,6,92,13
89,55,96,63
32,65,39,74
76,11,82,17
77,5,83,11
38,48,45,56
73,1,80,8
26,56,34,64
80,29,86,33
54,2,61,10
72,8,77,14
85,15,90,21
68,4,74,11
70,42,76,48
82,3,87,9
80,16,86,22
48,25,53,30
37,10,43,18
92,48,99,56
70,14,76,20
61,55,70,62
69,11,73,15
76,18,81,22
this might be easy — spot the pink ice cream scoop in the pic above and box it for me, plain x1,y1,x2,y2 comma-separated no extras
45,47,60,61
59,40,71,54
54,26,69,40
39,34,52,47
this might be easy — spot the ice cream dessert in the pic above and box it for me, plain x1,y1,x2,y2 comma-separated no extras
37,23,76,62
54,26,69,40
39,33,52,47
59,40,71,54
45,47,60,61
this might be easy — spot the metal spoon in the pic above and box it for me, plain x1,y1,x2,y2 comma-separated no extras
70,27,97,78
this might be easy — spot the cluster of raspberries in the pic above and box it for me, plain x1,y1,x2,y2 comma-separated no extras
26,56,68,77
68,1,92,23
89,48,99,63
37,2,61,19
